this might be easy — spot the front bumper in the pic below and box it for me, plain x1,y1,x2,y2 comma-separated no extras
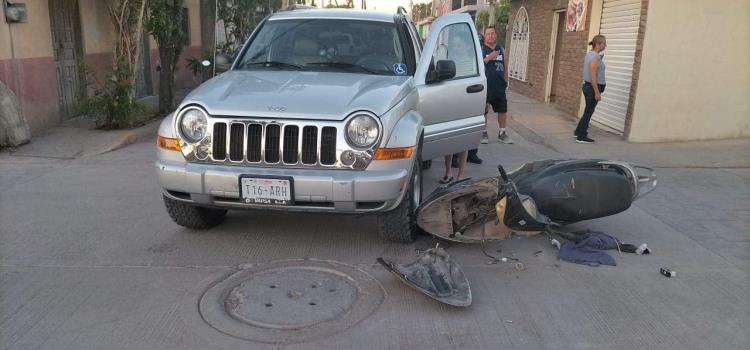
156,158,411,213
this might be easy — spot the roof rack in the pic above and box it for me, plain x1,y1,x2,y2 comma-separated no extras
286,4,317,11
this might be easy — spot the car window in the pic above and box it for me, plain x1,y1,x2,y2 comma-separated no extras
236,19,407,76
431,23,478,80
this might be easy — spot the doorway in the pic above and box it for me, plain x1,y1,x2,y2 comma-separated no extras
545,10,565,103
48,0,84,119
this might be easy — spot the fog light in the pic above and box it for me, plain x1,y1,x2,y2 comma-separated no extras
196,141,210,159
340,150,356,166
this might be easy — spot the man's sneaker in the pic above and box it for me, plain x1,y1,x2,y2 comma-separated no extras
498,131,514,144
480,131,489,144
575,136,595,144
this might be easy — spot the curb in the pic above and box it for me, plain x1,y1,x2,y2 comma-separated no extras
81,119,160,158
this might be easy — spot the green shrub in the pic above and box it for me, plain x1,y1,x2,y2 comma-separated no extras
186,51,215,77
78,58,145,129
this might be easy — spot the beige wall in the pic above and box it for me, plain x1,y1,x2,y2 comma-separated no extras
79,0,115,54
628,0,750,142
0,0,54,60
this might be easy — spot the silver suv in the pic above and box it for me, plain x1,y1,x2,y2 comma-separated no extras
155,9,487,242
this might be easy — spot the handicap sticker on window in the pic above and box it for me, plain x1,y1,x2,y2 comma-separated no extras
393,63,407,76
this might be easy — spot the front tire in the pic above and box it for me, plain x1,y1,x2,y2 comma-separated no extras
163,195,227,229
377,154,422,243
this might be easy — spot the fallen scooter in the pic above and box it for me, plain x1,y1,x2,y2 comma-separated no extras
378,159,657,306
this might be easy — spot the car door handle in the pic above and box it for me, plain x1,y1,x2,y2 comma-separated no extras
466,84,484,93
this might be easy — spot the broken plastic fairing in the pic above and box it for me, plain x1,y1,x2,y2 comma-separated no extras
377,245,471,307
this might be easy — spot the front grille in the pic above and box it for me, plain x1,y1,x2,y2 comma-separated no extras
320,127,337,165
210,121,338,167
229,123,244,161
246,124,262,162
302,126,318,165
283,126,299,164
265,124,281,163
212,123,227,160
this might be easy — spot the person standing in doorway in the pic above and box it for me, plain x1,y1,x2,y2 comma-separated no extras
482,26,513,145
575,35,607,143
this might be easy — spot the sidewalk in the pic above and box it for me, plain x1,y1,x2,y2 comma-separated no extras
0,89,198,160
505,91,750,168
1,117,160,160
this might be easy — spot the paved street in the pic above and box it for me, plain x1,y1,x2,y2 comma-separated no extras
1,93,748,349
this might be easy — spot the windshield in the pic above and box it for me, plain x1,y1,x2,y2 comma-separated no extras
236,19,406,76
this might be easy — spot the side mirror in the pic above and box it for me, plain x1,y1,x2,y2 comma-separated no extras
436,60,456,81
215,53,232,73
426,60,456,84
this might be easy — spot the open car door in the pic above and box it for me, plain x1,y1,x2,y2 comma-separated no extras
415,14,487,160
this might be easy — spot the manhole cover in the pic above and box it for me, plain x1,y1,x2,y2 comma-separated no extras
200,259,385,344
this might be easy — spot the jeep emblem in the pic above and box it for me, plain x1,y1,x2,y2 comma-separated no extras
267,106,287,112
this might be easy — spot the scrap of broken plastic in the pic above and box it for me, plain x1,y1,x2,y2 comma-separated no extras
377,247,471,307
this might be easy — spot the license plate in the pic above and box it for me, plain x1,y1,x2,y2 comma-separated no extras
239,176,294,205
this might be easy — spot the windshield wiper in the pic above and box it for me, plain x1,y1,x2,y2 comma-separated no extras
305,62,380,74
243,61,303,70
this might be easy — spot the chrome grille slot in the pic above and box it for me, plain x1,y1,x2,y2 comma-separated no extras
204,119,342,169
246,124,262,162
264,124,281,163
302,126,318,165
283,125,299,164
229,123,244,161
320,127,337,165
212,123,227,160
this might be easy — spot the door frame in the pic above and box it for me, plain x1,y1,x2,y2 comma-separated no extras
544,9,566,103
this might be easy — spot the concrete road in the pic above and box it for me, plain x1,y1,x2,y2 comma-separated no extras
1,112,748,349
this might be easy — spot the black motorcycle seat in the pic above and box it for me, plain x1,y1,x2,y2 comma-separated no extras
526,169,632,222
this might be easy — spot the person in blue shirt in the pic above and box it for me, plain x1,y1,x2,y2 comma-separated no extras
457,26,511,167
482,26,513,145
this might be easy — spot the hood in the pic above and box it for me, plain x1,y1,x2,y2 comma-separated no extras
180,70,412,120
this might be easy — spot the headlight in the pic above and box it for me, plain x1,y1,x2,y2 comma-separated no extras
179,107,208,142
345,114,379,148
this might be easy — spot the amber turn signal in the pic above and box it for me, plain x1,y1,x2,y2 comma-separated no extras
373,147,413,160
157,136,181,152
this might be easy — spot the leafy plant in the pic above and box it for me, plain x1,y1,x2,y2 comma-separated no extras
78,58,145,129
410,2,431,21
105,0,148,95
215,0,284,55
146,0,187,113
475,11,489,31
186,51,215,77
